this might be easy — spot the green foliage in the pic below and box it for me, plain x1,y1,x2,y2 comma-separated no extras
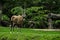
55,20,60,24
11,6,24,15
26,6,44,13
1,0,60,28
24,6,48,28
25,6,48,18
33,0,41,4
4,6,48,28
1,15,9,21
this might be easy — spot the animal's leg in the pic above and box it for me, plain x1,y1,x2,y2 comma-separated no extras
10,22,13,31
21,24,23,27
17,24,22,32
16,24,19,32
12,23,15,31
20,24,22,32
11,22,15,32
15,24,18,32
11,25,13,31
17,24,20,28
10,21,15,33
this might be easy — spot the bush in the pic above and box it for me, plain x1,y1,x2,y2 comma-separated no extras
1,14,9,21
11,6,24,15
25,6,48,28
0,14,10,27
10,6,48,28
54,20,60,29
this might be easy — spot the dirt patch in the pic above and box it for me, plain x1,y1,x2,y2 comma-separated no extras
31,29,60,31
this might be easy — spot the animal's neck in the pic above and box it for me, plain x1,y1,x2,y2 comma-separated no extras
22,14,26,17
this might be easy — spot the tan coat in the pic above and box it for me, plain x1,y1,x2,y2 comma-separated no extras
11,15,23,27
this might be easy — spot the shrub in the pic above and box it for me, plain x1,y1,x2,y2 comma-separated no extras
11,6,24,15
1,14,9,21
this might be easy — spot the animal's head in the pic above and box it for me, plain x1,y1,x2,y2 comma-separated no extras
21,14,26,18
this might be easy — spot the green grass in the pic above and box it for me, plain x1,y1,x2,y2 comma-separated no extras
0,26,60,40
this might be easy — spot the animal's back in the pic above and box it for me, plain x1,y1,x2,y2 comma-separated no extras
11,15,23,24
17,15,23,24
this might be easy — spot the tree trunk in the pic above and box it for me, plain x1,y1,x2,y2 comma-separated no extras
0,10,2,25
48,13,53,29
48,18,53,29
0,3,2,25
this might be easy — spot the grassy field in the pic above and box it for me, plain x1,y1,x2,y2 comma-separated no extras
0,26,60,40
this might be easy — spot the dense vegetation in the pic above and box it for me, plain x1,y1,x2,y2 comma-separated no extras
0,0,60,28
0,1,60,40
